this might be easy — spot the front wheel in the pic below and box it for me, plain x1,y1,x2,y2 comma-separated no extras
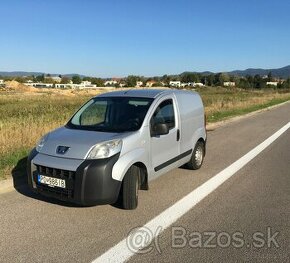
186,141,205,170
122,166,140,210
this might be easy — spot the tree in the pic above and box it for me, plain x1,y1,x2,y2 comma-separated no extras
205,74,215,86
277,78,290,89
61,76,71,84
181,73,200,83
82,76,91,81
72,75,82,84
91,78,104,86
15,77,25,83
126,75,138,87
219,73,230,86
161,74,170,85
267,71,273,82
43,77,54,83
238,78,251,89
35,74,45,82
152,82,163,87
230,75,240,86
253,74,266,89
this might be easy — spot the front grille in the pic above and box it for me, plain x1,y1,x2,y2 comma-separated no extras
37,165,75,180
35,165,75,199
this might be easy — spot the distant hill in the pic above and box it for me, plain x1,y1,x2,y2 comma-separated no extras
181,65,290,79
1,65,290,79
181,71,213,76
0,71,44,77
229,65,290,78
0,71,86,78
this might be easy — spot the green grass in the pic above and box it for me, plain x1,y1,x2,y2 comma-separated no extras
207,96,290,122
0,148,29,180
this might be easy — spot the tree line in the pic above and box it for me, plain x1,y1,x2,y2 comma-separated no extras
1,72,290,89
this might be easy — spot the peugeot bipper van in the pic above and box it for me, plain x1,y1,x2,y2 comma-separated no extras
27,89,206,209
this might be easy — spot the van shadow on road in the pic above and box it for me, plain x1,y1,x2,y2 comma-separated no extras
11,157,83,208
11,157,196,210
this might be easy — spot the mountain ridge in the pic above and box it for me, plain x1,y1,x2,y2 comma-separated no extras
0,71,86,78
1,65,290,79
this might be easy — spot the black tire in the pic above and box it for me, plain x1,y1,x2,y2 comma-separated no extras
122,166,140,210
186,141,205,170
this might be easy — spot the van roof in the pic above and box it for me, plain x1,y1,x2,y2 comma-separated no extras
97,89,170,98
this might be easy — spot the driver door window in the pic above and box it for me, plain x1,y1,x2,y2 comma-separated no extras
151,99,175,130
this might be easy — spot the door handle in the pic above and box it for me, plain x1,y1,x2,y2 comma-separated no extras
177,129,180,141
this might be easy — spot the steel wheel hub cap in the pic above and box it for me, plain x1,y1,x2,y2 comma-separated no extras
195,146,203,166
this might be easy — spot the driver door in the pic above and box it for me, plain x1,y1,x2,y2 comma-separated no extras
150,97,180,174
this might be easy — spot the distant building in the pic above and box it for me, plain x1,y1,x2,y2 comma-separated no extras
223,82,236,87
24,82,54,88
266,81,278,86
180,82,205,88
146,80,156,87
193,82,205,87
81,80,91,86
56,82,97,89
55,84,71,89
25,81,97,89
169,81,181,87
78,81,97,89
104,80,118,86
136,81,143,87
51,76,61,83
0,79,4,85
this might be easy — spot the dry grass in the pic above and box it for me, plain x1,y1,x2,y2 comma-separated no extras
0,94,89,156
1,87,290,179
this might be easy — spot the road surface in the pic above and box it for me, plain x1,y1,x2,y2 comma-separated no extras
0,102,290,262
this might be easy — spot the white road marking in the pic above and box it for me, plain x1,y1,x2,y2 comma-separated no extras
92,122,290,263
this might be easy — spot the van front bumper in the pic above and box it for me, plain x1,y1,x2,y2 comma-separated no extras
27,149,122,206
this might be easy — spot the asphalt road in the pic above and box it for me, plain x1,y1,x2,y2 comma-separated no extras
0,102,290,263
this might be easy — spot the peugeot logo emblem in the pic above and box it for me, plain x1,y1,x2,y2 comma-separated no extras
56,146,70,155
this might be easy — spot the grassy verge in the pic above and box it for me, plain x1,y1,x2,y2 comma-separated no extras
207,96,290,122
0,148,28,181
1,88,290,181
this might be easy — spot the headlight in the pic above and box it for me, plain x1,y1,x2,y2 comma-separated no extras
36,134,49,152
87,139,122,159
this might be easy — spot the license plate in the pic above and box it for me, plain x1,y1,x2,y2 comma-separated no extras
38,175,66,188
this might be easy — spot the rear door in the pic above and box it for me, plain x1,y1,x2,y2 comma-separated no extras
150,96,180,173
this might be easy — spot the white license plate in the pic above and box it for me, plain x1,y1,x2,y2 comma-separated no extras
38,175,66,188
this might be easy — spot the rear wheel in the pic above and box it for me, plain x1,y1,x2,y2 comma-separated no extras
186,141,205,170
122,166,139,210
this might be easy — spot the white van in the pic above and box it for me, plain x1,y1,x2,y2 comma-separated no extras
27,89,206,209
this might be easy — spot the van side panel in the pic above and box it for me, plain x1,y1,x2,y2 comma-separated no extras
175,92,206,156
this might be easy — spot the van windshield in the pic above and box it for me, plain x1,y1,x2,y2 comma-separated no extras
66,97,154,132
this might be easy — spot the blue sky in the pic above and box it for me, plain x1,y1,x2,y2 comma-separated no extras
0,0,289,77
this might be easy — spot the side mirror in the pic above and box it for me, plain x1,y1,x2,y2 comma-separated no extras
151,123,169,136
